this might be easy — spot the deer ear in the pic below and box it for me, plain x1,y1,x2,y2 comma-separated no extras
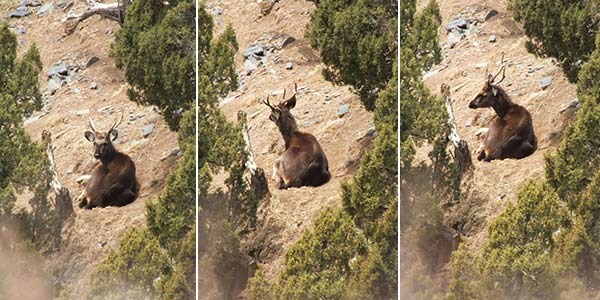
109,129,118,141
283,95,296,109
492,86,498,96
84,131,94,142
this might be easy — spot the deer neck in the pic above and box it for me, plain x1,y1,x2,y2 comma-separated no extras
277,119,299,148
100,149,117,166
492,92,512,118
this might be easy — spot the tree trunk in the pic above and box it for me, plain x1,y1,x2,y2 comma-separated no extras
237,111,270,201
442,84,472,175
63,1,130,35
43,131,74,223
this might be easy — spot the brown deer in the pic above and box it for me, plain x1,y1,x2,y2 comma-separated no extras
469,54,537,162
78,112,139,209
262,83,331,189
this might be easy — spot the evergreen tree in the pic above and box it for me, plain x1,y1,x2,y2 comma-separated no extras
0,22,59,252
111,0,195,130
307,0,397,110
509,0,599,82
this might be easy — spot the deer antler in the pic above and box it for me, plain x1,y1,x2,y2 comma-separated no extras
88,117,98,133
110,111,124,132
490,53,506,84
261,95,275,110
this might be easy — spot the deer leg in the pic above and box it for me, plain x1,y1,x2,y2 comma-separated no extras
485,136,523,161
76,191,88,208
477,149,486,161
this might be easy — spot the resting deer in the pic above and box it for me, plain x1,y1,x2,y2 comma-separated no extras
262,83,331,189
78,112,139,209
469,54,537,162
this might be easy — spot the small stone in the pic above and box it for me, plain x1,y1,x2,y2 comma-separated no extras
85,56,100,68
244,57,259,75
73,87,80,94
447,30,463,48
446,18,468,32
484,9,498,21
37,2,53,15
279,36,295,49
285,62,293,70
48,77,61,95
8,6,31,18
337,104,350,117
560,99,581,113
489,35,496,43
211,7,223,15
48,63,68,77
76,175,91,184
90,82,98,90
242,45,264,58
142,124,155,138
540,76,553,90
76,109,90,116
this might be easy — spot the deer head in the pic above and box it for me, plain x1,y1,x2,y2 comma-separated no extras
262,83,298,128
469,53,507,109
84,111,123,160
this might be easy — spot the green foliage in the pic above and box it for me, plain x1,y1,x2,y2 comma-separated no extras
307,0,397,110
509,0,599,82
89,228,170,300
0,22,59,253
274,209,366,300
112,0,195,130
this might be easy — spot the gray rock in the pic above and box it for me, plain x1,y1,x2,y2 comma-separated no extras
142,124,155,138
15,27,26,34
286,62,293,70
57,1,73,11
447,30,463,48
560,99,581,113
48,76,61,95
21,0,42,6
90,82,98,90
8,6,31,18
244,57,259,75
540,76,553,90
85,56,100,68
37,2,53,15
279,36,295,49
337,104,350,117
484,9,498,21
242,45,264,58
47,63,68,77
446,18,468,32
489,35,496,42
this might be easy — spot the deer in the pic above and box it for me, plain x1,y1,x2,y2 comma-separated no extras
77,112,139,209
468,54,537,162
261,83,331,189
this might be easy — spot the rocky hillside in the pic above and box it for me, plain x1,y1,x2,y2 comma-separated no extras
207,0,376,280
421,0,577,254
2,0,179,298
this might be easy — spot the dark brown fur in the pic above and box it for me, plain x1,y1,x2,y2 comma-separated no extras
469,80,537,162
78,114,139,209
263,84,331,189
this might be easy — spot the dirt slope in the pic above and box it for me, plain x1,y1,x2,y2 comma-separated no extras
421,0,577,252
2,1,178,298
208,0,375,280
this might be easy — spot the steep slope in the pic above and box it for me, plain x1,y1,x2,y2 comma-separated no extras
2,1,179,298
421,0,577,252
208,0,375,279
